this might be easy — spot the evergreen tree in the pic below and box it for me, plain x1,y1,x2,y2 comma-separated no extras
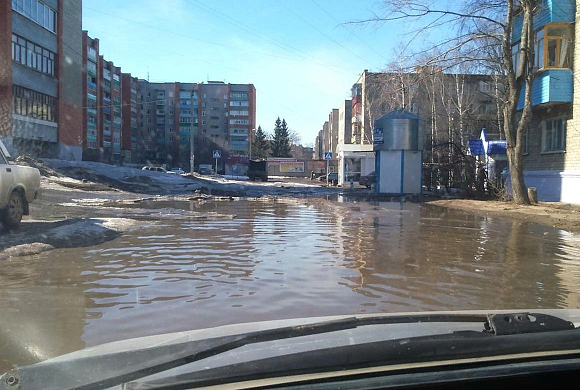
251,125,269,158
271,117,292,157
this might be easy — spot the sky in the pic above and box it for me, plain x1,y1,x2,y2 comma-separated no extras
82,0,440,146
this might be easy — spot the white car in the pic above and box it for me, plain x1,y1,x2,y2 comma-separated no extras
0,142,41,227
169,168,185,175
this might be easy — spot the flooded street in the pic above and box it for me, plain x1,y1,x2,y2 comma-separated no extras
2,197,580,371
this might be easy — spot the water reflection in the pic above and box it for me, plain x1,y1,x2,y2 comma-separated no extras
1,198,580,372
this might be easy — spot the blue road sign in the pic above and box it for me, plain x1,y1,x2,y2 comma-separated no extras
324,152,333,160
213,150,222,159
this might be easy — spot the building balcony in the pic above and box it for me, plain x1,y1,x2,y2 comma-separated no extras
179,103,191,109
103,129,112,136
230,140,249,146
157,110,165,116
517,69,573,110
87,80,97,89
179,113,192,118
512,0,574,42
87,108,97,115
157,139,165,145
103,107,111,114
103,96,111,103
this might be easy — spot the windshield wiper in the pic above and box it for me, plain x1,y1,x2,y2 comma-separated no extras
0,313,574,390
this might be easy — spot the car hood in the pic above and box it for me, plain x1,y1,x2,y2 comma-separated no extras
4,309,579,390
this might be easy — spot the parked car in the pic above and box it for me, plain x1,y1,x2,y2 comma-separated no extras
0,141,41,227
146,166,167,173
142,166,151,171
359,171,377,189
168,168,185,175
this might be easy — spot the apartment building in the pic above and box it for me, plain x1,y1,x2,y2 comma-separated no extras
512,0,577,203
136,81,256,170
121,73,139,163
226,83,256,155
81,31,99,160
1,0,83,160
320,69,500,186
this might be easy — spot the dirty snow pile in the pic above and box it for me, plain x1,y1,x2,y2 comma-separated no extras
41,159,192,185
1,218,138,259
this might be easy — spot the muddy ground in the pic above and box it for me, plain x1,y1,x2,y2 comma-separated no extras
428,199,580,234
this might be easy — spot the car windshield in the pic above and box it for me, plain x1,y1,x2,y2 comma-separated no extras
2,0,580,386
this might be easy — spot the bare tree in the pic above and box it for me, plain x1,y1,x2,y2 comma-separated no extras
351,0,537,204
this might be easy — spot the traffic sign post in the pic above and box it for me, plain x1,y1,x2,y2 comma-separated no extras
213,150,221,175
323,152,332,186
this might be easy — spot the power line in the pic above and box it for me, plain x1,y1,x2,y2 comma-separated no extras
181,0,361,75
273,0,370,67
309,0,390,62
84,6,340,67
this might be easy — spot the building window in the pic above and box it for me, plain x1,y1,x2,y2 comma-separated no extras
230,92,249,99
479,81,490,93
168,91,174,98
169,136,174,142
545,24,572,68
12,85,57,122
210,116,219,120
522,127,529,154
532,24,573,70
541,118,566,153
230,119,249,125
169,127,174,133
210,107,220,111
12,0,57,33
211,97,219,102
511,42,520,75
11,34,56,76
147,118,152,124
169,110,174,115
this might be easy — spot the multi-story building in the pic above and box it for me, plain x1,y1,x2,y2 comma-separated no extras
121,73,139,163
1,0,83,160
226,83,256,155
81,31,99,160
512,0,577,203
321,69,500,186
136,80,256,170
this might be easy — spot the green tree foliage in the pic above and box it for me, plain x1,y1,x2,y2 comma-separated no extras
270,117,292,157
251,125,269,158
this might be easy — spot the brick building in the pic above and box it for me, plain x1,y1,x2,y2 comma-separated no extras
1,0,83,160
513,0,577,203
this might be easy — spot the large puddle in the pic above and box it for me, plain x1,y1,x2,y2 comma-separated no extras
2,198,580,370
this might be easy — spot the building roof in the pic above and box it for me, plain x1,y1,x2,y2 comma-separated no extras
468,139,485,156
376,109,420,121
487,140,507,155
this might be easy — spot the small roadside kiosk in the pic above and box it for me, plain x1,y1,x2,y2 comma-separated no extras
373,109,424,195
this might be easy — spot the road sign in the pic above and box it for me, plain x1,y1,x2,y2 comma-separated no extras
213,150,221,159
373,127,384,144
324,152,333,160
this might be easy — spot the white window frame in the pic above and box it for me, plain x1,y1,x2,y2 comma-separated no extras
541,117,566,153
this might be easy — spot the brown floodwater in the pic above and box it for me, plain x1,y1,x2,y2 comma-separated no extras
1,197,580,371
